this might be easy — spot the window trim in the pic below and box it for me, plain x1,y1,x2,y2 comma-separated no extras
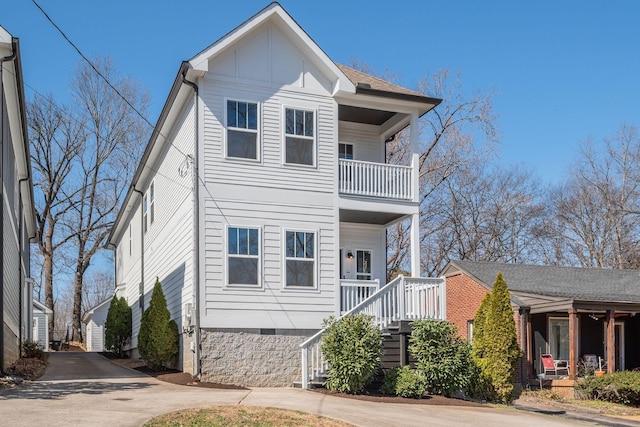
224,98,261,162
283,228,318,289
355,248,372,281
338,142,354,160
143,180,155,233
225,225,262,288
282,106,317,168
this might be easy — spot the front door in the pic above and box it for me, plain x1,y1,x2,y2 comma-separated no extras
356,249,372,281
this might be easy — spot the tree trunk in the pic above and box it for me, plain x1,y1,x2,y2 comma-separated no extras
70,263,85,343
43,233,55,343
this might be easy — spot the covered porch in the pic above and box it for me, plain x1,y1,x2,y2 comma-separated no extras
521,300,640,381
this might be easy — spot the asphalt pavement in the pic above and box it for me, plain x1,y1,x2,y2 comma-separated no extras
0,352,630,426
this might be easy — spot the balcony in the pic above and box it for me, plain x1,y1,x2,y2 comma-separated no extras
339,159,413,201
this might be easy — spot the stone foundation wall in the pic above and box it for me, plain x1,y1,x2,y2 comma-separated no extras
200,328,314,387
3,323,19,370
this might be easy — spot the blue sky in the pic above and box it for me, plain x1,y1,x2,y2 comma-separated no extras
4,0,640,184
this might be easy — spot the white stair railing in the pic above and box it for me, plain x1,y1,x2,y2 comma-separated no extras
339,159,413,200
300,275,446,388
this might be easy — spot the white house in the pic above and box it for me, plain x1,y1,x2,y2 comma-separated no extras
83,298,111,352
32,300,52,351
1,26,37,370
107,3,444,387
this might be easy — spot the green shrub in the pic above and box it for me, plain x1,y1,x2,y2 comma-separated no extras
409,319,471,397
577,371,640,406
381,366,427,398
320,314,382,394
138,280,179,370
471,272,522,403
105,296,132,357
22,340,45,360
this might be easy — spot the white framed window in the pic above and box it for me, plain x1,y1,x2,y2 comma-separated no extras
355,249,372,280
226,99,259,160
467,320,474,343
128,224,132,256
284,230,316,288
284,107,315,166
227,226,261,287
338,143,354,160
143,180,155,233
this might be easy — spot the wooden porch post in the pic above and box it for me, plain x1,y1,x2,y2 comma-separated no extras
568,308,578,380
409,112,420,278
519,308,530,383
606,309,615,373
526,312,533,378
410,213,420,277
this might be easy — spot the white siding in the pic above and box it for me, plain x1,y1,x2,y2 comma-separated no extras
199,23,340,330
340,223,386,284
338,121,385,163
114,99,196,356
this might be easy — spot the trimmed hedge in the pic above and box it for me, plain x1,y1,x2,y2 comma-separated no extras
577,371,640,406
381,366,427,398
138,280,179,370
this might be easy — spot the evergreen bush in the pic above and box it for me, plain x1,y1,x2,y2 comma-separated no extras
381,366,427,398
138,280,179,370
104,296,132,357
320,314,382,394
471,272,522,403
409,319,471,397
22,340,45,360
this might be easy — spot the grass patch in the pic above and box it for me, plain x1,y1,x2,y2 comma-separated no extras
144,406,353,427
569,399,640,417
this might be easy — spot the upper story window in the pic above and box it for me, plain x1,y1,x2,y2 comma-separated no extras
128,224,132,256
284,108,315,166
339,143,353,160
285,230,316,288
227,226,260,286
226,100,259,160
143,180,155,233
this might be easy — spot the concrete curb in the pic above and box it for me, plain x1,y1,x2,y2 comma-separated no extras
515,402,640,427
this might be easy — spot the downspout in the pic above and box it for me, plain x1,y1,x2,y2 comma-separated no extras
181,74,201,378
0,43,18,371
132,188,145,315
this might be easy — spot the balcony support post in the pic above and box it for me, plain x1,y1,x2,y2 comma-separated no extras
410,112,419,203
410,213,420,277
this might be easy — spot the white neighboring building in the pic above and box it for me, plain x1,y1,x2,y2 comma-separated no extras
83,298,111,352
107,3,442,386
32,300,52,351
1,25,37,369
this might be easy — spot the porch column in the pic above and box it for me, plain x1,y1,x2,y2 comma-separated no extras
568,308,578,380
519,308,530,383
410,112,419,203
410,213,420,277
526,312,533,378
606,309,615,373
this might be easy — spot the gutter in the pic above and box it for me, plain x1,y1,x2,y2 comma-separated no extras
0,39,18,371
132,188,145,314
181,73,201,379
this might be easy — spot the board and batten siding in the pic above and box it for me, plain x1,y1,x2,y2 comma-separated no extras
198,22,340,330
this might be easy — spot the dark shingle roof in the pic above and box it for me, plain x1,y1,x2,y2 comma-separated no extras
446,260,640,303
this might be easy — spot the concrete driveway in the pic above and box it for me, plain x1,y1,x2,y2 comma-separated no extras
0,352,606,426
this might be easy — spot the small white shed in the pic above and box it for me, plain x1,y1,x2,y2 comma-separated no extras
32,300,52,351
83,298,112,352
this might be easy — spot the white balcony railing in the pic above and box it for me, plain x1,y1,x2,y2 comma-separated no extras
340,279,379,314
339,159,413,200
300,275,446,388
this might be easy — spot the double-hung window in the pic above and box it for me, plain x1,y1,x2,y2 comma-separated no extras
227,227,260,286
285,231,316,288
143,180,155,233
284,108,315,166
227,100,259,160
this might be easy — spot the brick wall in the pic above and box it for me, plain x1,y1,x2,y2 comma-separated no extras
445,272,490,340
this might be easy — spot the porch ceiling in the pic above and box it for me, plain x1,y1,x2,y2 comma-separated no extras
340,209,403,225
338,104,396,125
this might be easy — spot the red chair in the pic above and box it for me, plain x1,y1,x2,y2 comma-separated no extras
541,354,569,378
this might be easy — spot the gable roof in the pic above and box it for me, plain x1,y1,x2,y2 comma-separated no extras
33,299,53,314
444,260,640,304
82,298,113,323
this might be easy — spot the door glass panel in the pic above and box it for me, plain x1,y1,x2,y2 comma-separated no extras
549,318,569,360
356,250,371,280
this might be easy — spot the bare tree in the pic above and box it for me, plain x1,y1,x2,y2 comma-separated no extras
28,93,85,338
549,124,640,269
66,58,149,341
384,69,500,277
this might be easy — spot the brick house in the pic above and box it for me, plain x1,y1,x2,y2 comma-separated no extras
443,260,640,384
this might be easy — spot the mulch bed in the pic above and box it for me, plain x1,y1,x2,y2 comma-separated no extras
313,387,485,406
101,353,247,390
